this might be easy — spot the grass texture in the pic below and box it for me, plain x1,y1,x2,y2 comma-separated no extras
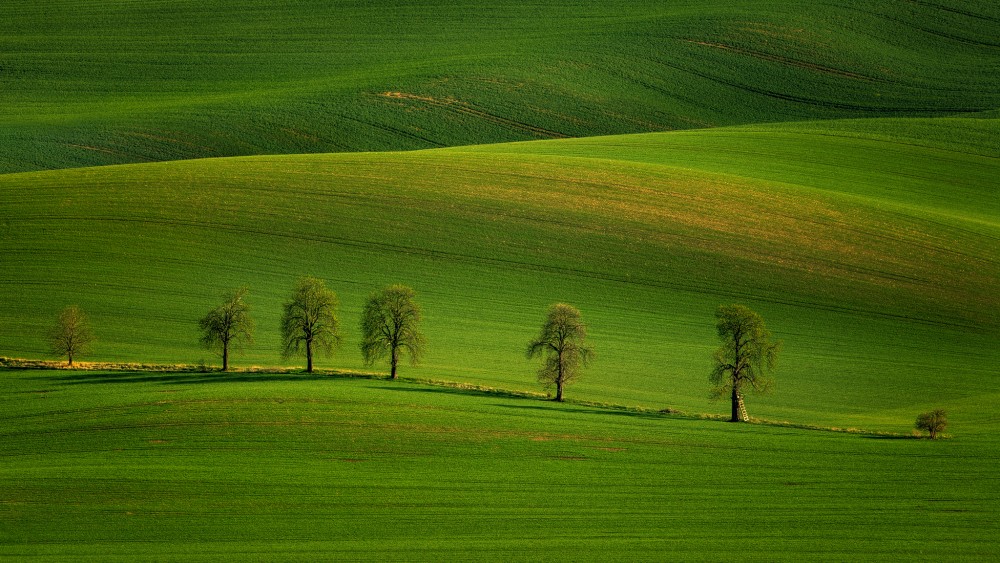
2,369,998,560
2,1,999,558
2,0,1000,171
2,117,997,432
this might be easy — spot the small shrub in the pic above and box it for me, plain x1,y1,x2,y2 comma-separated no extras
915,409,947,439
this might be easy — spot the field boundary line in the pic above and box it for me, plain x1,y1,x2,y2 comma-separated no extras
1,357,921,439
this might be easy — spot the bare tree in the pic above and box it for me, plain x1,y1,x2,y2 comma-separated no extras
916,410,947,439
280,276,342,373
360,284,425,380
49,305,95,366
199,287,254,371
526,303,593,402
710,304,780,422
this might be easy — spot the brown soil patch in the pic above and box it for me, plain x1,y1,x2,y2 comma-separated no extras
65,143,124,156
377,91,568,138
683,39,877,81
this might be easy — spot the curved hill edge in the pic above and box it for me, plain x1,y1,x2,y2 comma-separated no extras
1,117,998,429
2,1,1000,172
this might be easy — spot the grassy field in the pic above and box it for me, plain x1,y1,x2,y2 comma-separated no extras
2,117,997,431
3,0,1000,172
3,0,999,558
2,369,998,560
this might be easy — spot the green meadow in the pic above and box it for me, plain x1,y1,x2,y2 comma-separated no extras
2,370,998,560
3,117,998,426
2,115,999,561
3,1,1000,172
2,0,1000,559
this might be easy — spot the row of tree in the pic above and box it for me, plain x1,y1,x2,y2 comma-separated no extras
200,277,425,378
207,279,598,401
47,281,779,420
46,278,423,378
42,279,947,435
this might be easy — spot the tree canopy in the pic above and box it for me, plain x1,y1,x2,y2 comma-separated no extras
280,277,342,373
48,305,95,366
710,304,780,422
526,303,593,402
360,284,425,380
198,287,254,371
916,410,947,439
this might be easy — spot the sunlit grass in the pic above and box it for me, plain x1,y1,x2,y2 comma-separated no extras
1,118,996,434
2,1,999,171
1,368,996,559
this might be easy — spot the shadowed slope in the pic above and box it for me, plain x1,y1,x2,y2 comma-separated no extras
1,117,997,431
2,370,998,559
2,1,1000,171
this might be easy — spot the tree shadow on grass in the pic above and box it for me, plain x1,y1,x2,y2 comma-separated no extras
492,402,669,421
373,384,543,402
33,370,358,386
379,386,675,421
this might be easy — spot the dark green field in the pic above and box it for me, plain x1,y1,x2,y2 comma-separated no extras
2,0,999,559
3,117,997,427
3,370,999,560
3,1,1000,172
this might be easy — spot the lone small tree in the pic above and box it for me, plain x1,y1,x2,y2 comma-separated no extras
49,305,95,366
360,284,425,380
710,304,780,422
916,409,947,439
198,287,254,371
280,276,342,373
526,303,593,402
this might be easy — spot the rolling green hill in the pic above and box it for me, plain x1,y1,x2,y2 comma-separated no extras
2,117,997,432
3,1,1000,558
3,369,998,560
3,0,1000,172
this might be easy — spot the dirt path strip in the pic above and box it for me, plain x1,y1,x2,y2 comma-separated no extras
379,91,570,138
683,40,882,82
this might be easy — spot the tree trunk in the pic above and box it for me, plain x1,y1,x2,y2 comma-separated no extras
391,348,398,380
306,339,313,373
222,344,229,372
67,351,73,367
731,386,741,422
555,347,564,401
